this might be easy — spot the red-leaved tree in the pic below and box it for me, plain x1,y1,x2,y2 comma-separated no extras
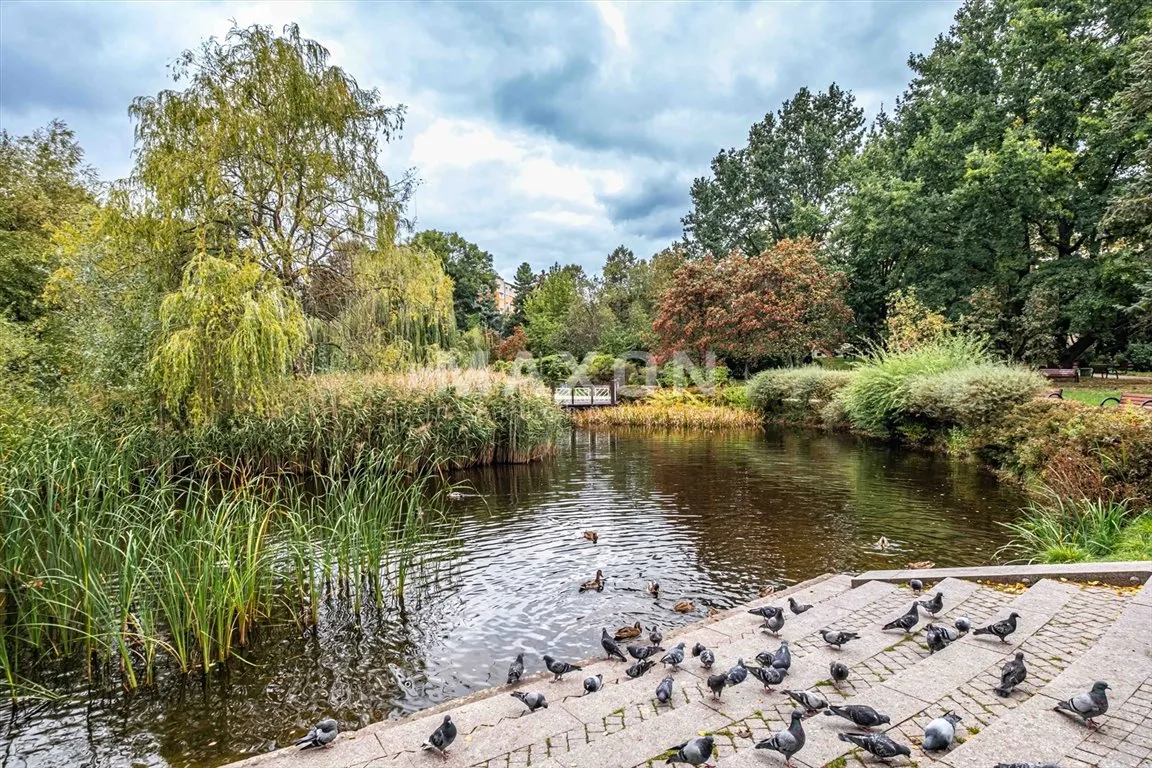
493,325,529,361
653,239,852,363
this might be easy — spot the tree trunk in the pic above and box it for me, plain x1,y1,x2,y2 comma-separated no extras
1060,335,1097,367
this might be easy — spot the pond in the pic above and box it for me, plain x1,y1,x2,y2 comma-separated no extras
1,427,1025,768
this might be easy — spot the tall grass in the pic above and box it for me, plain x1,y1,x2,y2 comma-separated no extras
998,496,1136,563
571,402,761,429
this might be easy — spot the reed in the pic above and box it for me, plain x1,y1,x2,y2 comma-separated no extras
571,402,761,430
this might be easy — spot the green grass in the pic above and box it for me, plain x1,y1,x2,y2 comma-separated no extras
999,496,1148,563
1061,388,1121,406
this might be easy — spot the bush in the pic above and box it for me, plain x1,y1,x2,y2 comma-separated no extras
1000,496,1136,563
490,359,512,374
712,383,752,410
585,352,617,383
538,354,574,388
836,335,993,434
1126,341,1152,371
747,366,855,417
904,365,1045,427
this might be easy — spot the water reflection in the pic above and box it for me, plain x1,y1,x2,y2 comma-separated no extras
0,427,1024,768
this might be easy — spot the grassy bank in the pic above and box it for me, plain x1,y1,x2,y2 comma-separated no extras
572,387,758,429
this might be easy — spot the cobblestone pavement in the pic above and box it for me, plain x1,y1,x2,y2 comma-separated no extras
225,572,1152,768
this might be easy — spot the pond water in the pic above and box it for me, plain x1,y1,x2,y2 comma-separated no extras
1,427,1025,768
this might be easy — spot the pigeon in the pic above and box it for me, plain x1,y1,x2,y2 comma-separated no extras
726,657,748,686
755,709,806,765
829,660,849,686
954,617,972,634
707,672,728,699
995,652,1027,697
542,655,581,681
838,732,912,761
583,674,604,694
665,735,715,766
925,623,951,654
601,628,627,661
649,626,663,646
691,642,706,657
1054,681,1110,728
420,715,456,759
788,596,812,614
762,610,785,635
771,640,792,671
748,605,783,619
909,578,924,593
784,689,828,716
922,712,962,751
628,644,664,660
626,659,656,679
917,591,944,615
656,674,674,705
510,691,548,713
938,624,960,642
973,612,1020,643
882,602,920,633
748,664,786,691
820,629,860,649
507,653,525,684
660,641,686,669
699,647,715,669
755,648,775,667
294,718,339,749
824,704,890,729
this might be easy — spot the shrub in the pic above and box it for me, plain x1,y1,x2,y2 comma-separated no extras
904,365,1045,427
538,354,574,388
585,352,617,383
493,326,528,361
836,335,992,434
748,366,855,417
1126,341,1152,371
712,383,752,410
490,359,512,374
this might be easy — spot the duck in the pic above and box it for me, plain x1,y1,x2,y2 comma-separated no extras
583,531,598,544
579,570,605,592
614,621,642,641
907,560,935,570
647,581,660,598
673,600,695,614
758,585,778,597
875,536,891,550
707,606,720,618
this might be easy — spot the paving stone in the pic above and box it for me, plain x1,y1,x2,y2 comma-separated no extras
550,703,728,768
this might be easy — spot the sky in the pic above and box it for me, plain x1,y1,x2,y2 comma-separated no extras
0,0,960,280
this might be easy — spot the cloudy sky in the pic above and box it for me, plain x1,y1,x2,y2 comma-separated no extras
1,0,959,279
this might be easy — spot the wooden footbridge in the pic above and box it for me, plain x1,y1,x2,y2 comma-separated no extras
553,383,618,408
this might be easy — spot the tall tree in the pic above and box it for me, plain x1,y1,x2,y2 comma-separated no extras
129,22,412,294
523,265,580,355
510,261,536,328
683,84,865,256
409,230,498,331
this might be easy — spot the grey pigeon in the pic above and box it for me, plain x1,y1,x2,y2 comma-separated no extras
706,672,728,700
699,647,715,669
511,690,548,713
726,657,748,686
649,626,663,646
830,660,849,685
909,578,924,593
995,652,1027,697
762,610,785,635
420,715,456,758
755,709,806,764
755,648,775,667
917,591,944,615
824,704,889,729
788,596,812,614
542,654,581,681
583,674,604,694
626,659,655,678
294,718,339,750
665,735,714,766
882,602,920,633
628,644,664,660
748,605,783,619
925,623,951,654
820,629,860,649
954,616,972,633
691,642,706,657
748,664,785,691
771,640,792,671
656,674,674,705
660,641,686,669
974,612,1020,643
784,688,828,716
507,653,525,684
837,731,912,760
922,712,962,751
1054,681,1109,728
601,628,627,661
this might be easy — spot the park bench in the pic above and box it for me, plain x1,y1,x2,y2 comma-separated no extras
1099,392,1152,408
1039,367,1079,383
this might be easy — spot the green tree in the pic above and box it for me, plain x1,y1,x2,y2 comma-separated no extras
510,261,537,327
129,22,411,294
523,265,580,355
410,229,498,331
683,84,865,256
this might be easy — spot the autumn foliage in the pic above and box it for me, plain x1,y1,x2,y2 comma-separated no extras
653,239,852,363
493,325,529,361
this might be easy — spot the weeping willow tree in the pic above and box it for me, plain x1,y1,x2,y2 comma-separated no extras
305,242,456,372
152,252,305,426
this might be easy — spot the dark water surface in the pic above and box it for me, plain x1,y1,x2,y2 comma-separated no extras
1,428,1025,768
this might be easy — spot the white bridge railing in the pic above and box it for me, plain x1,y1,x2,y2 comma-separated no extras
553,384,616,406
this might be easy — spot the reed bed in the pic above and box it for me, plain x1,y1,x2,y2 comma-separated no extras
572,402,762,430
